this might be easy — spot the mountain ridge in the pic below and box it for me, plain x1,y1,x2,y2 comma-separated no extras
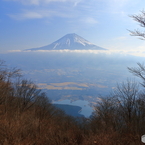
25,33,107,51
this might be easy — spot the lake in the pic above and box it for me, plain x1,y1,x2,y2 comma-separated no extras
53,99,93,117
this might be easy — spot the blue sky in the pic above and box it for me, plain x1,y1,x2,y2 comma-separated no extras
1,0,145,53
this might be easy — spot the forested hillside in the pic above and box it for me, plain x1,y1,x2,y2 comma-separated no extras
0,60,144,145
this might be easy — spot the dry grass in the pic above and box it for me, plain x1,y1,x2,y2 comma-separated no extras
0,62,144,145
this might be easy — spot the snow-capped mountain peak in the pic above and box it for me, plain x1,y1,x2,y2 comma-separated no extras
26,33,107,51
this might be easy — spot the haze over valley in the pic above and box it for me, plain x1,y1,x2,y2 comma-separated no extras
0,34,144,117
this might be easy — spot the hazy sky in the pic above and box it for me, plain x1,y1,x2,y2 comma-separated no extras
1,0,145,53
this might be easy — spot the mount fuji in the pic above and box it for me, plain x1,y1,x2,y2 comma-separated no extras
25,33,107,51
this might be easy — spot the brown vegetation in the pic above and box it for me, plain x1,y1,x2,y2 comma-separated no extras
0,60,145,145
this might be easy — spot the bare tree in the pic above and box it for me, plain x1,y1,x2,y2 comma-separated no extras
128,63,145,87
129,10,145,40
91,96,119,133
12,79,42,113
91,79,141,135
0,60,21,115
113,80,139,125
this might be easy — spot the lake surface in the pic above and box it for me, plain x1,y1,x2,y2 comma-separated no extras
53,99,93,117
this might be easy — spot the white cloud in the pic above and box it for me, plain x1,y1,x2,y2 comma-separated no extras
104,0,131,8
80,17,98,25
9,11,43,20
8,9,72,20
113,36,127,40
20,49,145,57
7,48,145,58
73,0,82,6
7,50,22,53
5,0,82,5
111,0,132,13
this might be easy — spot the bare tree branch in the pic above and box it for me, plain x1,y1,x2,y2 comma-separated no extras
129,10,145,40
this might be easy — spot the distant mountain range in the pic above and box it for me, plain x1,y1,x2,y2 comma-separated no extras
25,33,107,51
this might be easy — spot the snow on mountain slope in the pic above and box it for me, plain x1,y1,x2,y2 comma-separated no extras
26,33,107,51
